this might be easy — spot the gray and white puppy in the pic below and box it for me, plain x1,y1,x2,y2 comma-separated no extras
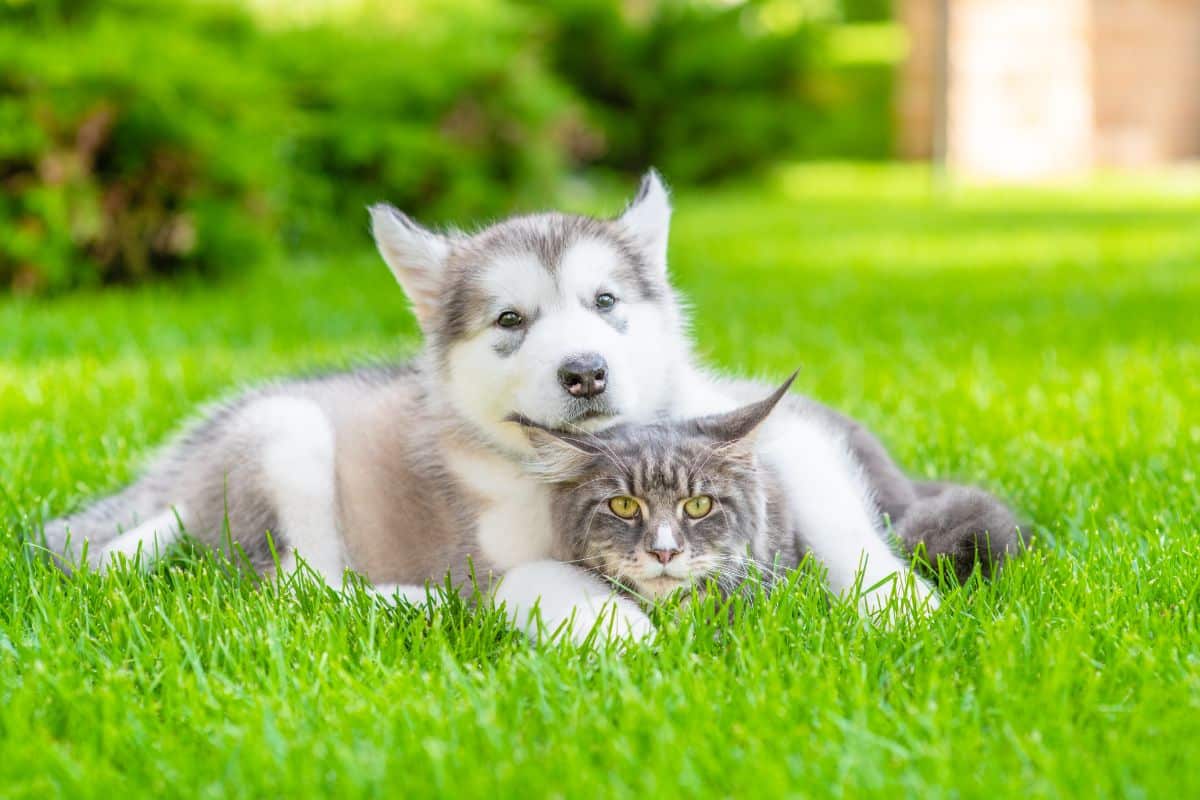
37,172,703,642
521,376,1022,602
36,169,1019,644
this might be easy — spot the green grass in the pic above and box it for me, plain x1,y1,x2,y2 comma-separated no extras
2,163,1199,798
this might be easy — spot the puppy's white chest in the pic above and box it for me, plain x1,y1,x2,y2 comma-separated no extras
447,450,555,571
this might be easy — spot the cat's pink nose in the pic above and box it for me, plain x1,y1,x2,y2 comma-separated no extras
649,547,680,565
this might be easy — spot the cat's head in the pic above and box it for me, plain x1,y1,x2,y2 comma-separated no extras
514,375,794,600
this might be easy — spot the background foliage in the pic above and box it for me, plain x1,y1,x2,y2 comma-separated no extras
0,0,895,293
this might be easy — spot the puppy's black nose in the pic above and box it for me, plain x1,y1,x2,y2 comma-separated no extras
558,353,608,398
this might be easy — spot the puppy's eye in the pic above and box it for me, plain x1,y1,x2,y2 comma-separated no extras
497,310,524,329
682,495,713,519
608,495,640,519
595,293,617,310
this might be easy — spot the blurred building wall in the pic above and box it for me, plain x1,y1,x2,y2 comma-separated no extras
898,0,1200,178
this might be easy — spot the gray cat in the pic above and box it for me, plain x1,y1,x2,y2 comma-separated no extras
519,376,1022,602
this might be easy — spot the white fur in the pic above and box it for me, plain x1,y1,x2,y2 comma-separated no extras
477,250,555,308
557,238,626,297
652,521,678,553
369,583,434,606
242,396,347,588
444,448,555,572
94,506,187,573
758,413,936,613
493,559,654,645
444,235,680,455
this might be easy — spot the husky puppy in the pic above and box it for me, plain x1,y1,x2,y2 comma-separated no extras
521,376,1020,603
39,171,1010,643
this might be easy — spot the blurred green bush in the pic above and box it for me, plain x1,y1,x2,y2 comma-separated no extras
263,4,576,251
534,0,891,183
0,0,574,292
0,0,895,294
0,1,282,292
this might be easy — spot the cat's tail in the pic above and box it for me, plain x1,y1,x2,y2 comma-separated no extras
895,483,1025,583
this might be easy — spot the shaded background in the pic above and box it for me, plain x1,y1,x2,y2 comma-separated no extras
0,0,920,293
3,0,1198,295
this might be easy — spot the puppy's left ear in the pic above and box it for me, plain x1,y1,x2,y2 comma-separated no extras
689,371,798,447
506,414,603,482
369,203,452,331
617,169,671,273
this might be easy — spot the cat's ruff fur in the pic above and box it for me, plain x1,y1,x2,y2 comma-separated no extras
38,170,1018,643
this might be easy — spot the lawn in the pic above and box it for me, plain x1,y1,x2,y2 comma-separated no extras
2,164,1198,798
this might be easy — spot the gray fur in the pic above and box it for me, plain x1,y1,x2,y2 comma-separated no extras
39,367,484,586
522,381,798,600
435,212,662,348
530,381,1024,598
893,485,1022,582
41,389,275,570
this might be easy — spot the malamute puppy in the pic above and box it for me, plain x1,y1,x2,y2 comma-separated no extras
39,172,1019,642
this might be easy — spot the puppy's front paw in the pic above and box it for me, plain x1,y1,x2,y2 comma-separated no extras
493,560,656,647
562,596,655,646
858,571,940,623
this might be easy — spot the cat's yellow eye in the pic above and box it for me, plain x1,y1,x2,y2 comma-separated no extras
608,496,641,519
683,495,713,519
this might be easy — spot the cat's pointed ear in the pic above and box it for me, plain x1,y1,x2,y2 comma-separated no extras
617,169,671,273
506,414,603,482
690,371,798,447
369,203,451,330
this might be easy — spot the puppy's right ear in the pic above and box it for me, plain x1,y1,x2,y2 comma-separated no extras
506,414,602,482
617,169,671,275
369,204,451,330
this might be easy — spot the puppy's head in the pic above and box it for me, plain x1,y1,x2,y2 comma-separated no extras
370,171,689,453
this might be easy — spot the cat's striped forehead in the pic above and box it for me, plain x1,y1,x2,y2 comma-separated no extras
599,428,748,497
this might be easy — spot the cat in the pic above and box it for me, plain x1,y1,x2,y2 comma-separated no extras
517,375,1023,603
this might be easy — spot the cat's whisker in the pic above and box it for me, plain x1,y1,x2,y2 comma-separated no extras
685,442,723,488
552,556,601,567
580,501,606,546
541,389,799,616
561,421,633,476
715,554,784,583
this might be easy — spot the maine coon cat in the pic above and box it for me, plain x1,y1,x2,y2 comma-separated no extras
519,376,1022,602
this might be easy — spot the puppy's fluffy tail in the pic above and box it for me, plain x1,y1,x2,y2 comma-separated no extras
896,484,1025,583
36,480,168,570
